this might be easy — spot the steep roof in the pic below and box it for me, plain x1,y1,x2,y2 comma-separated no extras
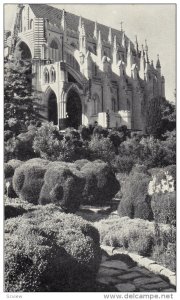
29,4,125,45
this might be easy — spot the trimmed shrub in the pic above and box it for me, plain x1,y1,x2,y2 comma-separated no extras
80,160,120,205
13,158,50,204
151,192,176,225
5,206,101,292
39,162,85,212
118,170,153,220
4,163,14,178
4,160,23,198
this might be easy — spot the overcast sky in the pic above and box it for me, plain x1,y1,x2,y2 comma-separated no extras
4,3,176,101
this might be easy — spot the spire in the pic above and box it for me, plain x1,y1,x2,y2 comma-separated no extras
61,9,67,43
98,30,102,47
144,39,149,63
127,39,131,54
139,44,145,79
126,40,133,77
78,16,82,32
97,30,103,60
156,54,161,68
121,31,125,48
79,21,87,54
108,27,112,44
61,9,66,31
113,35,117,50
93,21,98,39
135,35,139,52
113,35,118,65
81,21,85,36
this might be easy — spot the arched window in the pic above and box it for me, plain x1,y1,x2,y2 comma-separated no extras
92,94,100,115
49,40,60,62
50,67,56,82
29,19,33,30
112,98,116,112
44,68,49,84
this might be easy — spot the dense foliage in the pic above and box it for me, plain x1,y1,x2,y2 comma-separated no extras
5,205,101,292
4,59,40,135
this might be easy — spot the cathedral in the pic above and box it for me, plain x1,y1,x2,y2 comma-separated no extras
5,4,165,131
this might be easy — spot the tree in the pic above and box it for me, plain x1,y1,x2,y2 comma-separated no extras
4,57,40,135
145,97,162,137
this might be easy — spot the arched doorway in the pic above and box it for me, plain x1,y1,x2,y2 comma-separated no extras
66,90,82,129
48,91,58,125
15,41,32,60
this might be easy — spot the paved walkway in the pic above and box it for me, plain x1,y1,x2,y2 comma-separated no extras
95,250,176,292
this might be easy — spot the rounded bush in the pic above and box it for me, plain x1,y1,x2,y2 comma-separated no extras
4,163,14,178
80,160,120,205
13,158,50,204
5,206,101,292
39,162,85,212
118,170,153,220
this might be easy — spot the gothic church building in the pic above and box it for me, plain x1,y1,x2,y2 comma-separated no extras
5,4,165,130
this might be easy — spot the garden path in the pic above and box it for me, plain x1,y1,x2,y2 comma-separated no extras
95,250,176,292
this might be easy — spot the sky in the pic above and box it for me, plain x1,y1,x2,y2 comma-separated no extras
4,3,176,102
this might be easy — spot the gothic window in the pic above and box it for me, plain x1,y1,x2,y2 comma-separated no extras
49,40,60,62
50,67,56,82
112,98,116,112
92,94,100,115
44,68,49,84
29,19,33,30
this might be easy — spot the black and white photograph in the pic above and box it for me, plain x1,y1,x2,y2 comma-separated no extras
2,1,177,297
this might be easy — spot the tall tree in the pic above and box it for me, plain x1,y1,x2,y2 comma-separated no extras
4,57,40,134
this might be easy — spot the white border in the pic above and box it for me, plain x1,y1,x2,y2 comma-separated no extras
0,1,179,299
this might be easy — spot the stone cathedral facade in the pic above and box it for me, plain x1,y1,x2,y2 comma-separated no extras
5,4,165,130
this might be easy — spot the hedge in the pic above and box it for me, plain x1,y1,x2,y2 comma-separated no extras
39,162,85,212
13,158,50,204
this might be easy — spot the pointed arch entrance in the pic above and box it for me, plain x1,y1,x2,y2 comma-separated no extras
66,89,82,129
48,90,58,125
